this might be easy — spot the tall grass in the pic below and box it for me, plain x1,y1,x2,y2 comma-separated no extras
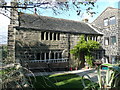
0,62,36,89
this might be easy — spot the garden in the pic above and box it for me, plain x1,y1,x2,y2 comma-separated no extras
1,62,120,89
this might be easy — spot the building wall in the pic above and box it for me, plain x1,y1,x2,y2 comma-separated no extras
8,1,103,70
15,29,69,60
92,7,120,63
118,9,120,56
13,28,102,69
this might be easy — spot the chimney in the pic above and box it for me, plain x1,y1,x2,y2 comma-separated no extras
82,18,89,23
10,1,19,25
34,8,37,15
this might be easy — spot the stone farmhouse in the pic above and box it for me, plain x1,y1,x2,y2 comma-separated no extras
7,2,104,71
92,7,120,64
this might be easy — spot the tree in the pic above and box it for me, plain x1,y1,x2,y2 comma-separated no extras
70,35,100,68
0,0,97,20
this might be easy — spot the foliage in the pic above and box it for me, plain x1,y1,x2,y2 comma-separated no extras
85,55,94,68
81,64,120,89
97,64,120,89
70,35,100,67
1,62,35,89
70,35,86,58
0,45,7,60
0,0,97,20
81,74,99,90
70,35,100,58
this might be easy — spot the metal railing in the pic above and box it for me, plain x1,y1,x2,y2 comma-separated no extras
24,58,68,63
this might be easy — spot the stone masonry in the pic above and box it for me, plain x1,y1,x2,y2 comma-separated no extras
92,7,120,63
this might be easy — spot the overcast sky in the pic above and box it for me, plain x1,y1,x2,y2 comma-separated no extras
0,0,119,44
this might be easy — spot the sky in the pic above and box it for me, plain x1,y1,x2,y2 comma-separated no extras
0,0,119,44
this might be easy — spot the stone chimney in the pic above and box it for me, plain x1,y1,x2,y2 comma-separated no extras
10,1,19,25
7,1,19,62
82,18,89,23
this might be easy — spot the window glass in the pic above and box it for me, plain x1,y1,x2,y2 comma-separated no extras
104,18,109,26
111,56,116,64
54,33,56,40
46,32,48,40
57,33,60,40
50,32,52,40
41,32,44,40
104,37,109,45
51,53,54,59
109,16,116,25
41,53,44,60
46,53,49,59
111,36,116,45
36,53,40,60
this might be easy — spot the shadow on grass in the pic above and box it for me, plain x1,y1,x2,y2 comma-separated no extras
29,73,98,89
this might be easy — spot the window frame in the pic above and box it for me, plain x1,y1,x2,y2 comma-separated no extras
104,37,109,45
110,36,117,45
104,18,109,26
109,16,116,25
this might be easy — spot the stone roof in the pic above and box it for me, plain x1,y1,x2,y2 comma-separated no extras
17,13,102,35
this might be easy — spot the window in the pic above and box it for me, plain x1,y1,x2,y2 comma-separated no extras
46,53,49,59
109,16,116,25
57,33,60,40
104,37,109,45
41,53,44,60
54,33,56,40
59,53,62,58
55,53,58,59
41,32,44,40
46,32,49,40
50,32,52,40
111,56,116,64
111,36,116,45
51,53,54,59
84,35,87,41
36,53,40,60
104,18,109,26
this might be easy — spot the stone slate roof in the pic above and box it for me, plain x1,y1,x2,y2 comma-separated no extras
18,13,102,35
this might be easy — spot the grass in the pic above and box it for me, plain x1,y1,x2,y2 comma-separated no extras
102,63,113,66
29,73,98,89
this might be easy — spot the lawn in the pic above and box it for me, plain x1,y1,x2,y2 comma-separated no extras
29,73,98,89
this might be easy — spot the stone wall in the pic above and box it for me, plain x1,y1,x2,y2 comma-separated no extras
7,1,103,69
92,7,120,63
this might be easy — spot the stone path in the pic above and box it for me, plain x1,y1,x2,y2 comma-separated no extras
27,68,106,83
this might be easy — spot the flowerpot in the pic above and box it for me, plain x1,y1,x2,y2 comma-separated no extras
86,66,89,69
70,67,72,71
75,67,78,70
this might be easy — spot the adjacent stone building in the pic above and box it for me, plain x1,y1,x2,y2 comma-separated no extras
7,2,103,71
92,7,120,64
